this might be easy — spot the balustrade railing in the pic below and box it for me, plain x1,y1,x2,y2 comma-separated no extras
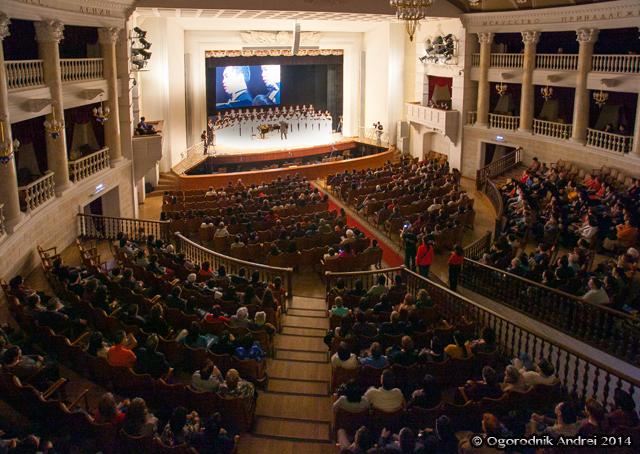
471,54,480,67
60,58,104,82
18,171,55,214
68,148,110,183
586,128,634,155
463,230,492,258
0,204,5,238
592,54,640,74
77,213,171,244
485,180,505,238
490,53,524,68
179,141,204,162
533,119,572,140
5,60,45,90
175,233,293,303
489,114,519,131
460,259,640,366
466,111,477,125
475,147,522,190
358,126,390,145
535,54,578,71
326,267,640,409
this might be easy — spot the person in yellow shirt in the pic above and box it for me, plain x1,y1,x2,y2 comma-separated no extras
444,330,473,359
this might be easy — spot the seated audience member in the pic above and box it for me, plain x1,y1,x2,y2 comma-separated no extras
373,294,393,314
399,294,416,312
331,296,350,316
336,425,375,454
330,278,348,296
415,289,434,308
501,365,528,393
259,288,278,311
121,304,146,328
578,398,607,436
248,311,276,337
331,342,358,369
408,374,441,409
192,359,224,392
134,334,170,378
389,275,407,293
605,388,640,429
515,358,557,388
378,427,424,453
389,336,419,366
218,369,255,410
420,336,448,363
469,326,497,353
379,311,405,336
364,370,404,411
190,413,236,454
348,280,368,298
268,276,287,303
582,277,610,305
145,304,170,338
530,401,580,437
86,331,110,358
420,415,459,454
160,406,200,447
230,307,250,328
352,309,378,337
458,413,505,454
339,242,355,257
166,286,187,310
334,379,370,412
458,366,503,403
368,275,390,295
444,330,473,359
107,330,138,368
94,392,126,427
360,342,389,368
242,285,262,307
176,321,210,349
123,397,158,437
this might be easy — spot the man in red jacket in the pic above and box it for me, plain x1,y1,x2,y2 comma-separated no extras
416,236,434,279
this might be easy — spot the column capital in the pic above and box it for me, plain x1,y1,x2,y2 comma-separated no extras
0,13,10,40
575,28,599,44
98,27,122,45
35,20,64,43
477,32,494,45
521,30,541,45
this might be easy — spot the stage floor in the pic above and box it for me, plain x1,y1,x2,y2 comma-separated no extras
173,133,350,174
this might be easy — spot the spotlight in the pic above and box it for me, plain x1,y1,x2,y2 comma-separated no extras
134,27,147,38
433,36,443,44
139,38,152,49
133,60,148,70
425,46,434,53
419,55,428,63
444,34,453,40
132,49,152,60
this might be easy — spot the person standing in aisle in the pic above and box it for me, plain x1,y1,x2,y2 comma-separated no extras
416,237,434,279
447,244,465,292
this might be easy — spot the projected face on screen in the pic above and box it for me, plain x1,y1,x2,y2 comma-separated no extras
215,65,280,108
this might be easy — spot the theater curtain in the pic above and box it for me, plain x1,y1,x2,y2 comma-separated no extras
11,117,48,175
428,77,452,102
64,103,105,153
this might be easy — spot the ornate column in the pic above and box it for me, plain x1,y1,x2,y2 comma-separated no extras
476,32,494,127
0,13,25,231
35,20,72,194
518,30,540,133
570,28,598,144
98,27,123,164
632,95,640,156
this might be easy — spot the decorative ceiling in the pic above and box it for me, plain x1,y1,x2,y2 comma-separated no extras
463,0,622,13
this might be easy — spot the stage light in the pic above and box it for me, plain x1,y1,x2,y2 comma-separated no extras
433,36,443,44
132,60,147,70
132,49,152,60
134,27,147,38
444,34,453,40
139,38,152,49
425,46,434,53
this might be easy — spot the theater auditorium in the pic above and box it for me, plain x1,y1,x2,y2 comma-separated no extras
0,0,638,452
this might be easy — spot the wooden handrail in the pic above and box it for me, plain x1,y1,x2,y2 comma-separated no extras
463,230,492,258
324,266,640,408
77,213,171,244
175,232,294,303
484,179,504,238
460,257,640,365
475,147,522,190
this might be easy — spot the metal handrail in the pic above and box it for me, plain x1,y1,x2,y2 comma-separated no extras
476,147,522,190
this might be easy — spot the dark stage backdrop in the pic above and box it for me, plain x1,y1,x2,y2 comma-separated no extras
205,55,343,129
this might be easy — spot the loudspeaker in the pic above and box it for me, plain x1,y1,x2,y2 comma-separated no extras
292,22,301,55
398,137,410,153
397,120,409,139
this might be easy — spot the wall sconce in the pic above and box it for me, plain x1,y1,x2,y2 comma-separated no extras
93,96,110,124
43,105,65,140
541,84,553,101
0,119,19,167
593,82,608,108
495,76,507,97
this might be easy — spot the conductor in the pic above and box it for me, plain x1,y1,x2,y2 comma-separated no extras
280,119,289,140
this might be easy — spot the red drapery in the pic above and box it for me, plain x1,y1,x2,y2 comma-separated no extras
428,76,453,102
64,102,106,153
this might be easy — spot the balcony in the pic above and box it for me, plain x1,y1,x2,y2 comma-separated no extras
586,129,634,155
489,113,519,131
471,53,640,74
5,60,45,90
132,120,164,182
405,102,459,144
68,147,111,183
533,119,572,140
18,171,56,214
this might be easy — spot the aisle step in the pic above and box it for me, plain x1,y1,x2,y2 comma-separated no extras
282,326,325,338
266,358,330,381
256,393,332,422
286,308,326,318
288,296,327,311
254,416,331,442
275,349,328,363
274,335,327,353
267,377,329,396
236,435,334,453
282,316,328,330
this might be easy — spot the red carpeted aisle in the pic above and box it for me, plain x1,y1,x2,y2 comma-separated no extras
324,197,405,268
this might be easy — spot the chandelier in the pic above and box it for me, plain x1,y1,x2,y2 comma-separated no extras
593,82,608,108
0,119,19,167
93,96,110,124
496,76,507,97
390,0,433,42
43,106,65,140
541,84,553,101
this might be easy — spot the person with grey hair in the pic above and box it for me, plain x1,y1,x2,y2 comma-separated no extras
214,222,229,238
230,307,249,328
248,311,276,337
501,365,528,392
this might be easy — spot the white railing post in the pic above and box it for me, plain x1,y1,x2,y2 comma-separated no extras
467,111,477,125
489,114,520,131
4,60,46,90
68,148,111,182
18,171,56,214
59,58,104,82
586,128,634,155
533,119,572,139
472,54,480,66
